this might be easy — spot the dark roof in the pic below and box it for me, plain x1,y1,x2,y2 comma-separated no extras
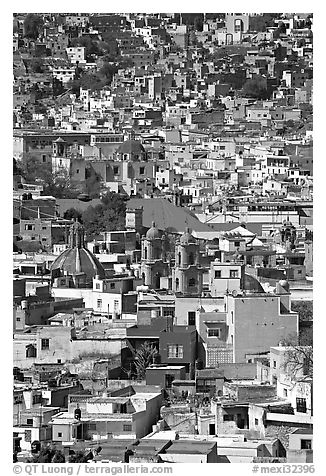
243,273,265,293
117,140,145,155
56,198,102,217
291,428,313,435
209,222,263,235
128,198,213,233
50,247,105,280
15,240,44,253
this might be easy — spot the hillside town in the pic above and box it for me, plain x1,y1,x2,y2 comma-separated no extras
13,12,313,464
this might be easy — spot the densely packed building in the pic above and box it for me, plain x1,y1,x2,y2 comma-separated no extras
13,12,313,464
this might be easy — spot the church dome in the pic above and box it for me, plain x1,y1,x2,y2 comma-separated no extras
117,139,145,156
243,273,265,294
146,221,161,240
50,221,106,281
180,227,196,245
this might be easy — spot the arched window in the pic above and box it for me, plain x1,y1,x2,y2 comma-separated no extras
189,252,194,265
189,277,196,287
26,344,37,358
178,252,181,266
175,278,179,291
142,272,146,283
155,272,161,289
144,247,147,260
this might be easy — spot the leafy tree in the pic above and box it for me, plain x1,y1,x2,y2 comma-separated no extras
99,61,119,84
281,334,313,380
242,75,269,100
68,451,91,463
194,16,203,32
85,166,102,198
291,301,313,322
132,341,158,380
63,208,83,222
30,445,65,463
81,192,127,239
13,158,23,175
29,58,45,74
23,13,43,40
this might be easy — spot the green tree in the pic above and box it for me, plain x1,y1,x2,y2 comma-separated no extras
194,16,203,32
281,334,313,380
63,208,83,222
68,451,91,463
98,61,119,84
85,166,102,198
291,301,313,322
242,75,269,100
29,445,65,463
29,58,45,73
132,341,158,380
23,13,43,39
81,192,127,239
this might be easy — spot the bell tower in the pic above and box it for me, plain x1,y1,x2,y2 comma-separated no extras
172,228,203,295
68,220,85,249
141,222,169,289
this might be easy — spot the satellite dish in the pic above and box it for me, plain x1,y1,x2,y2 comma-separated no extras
232,289,239,297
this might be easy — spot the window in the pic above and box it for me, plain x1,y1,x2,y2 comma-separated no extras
234,241,240,247
188,311,196,326
26,418,33,426
283,388,288,397
110,283,115,289
95,283,100,290
25,430,32,442
41,339,49,350
223,414,233,422
123,424,132,432
57,432,62,438
25,224,34,231
26,345,37,358
113,166,119,175
301,439,312,450
189,252,194,265
188,277,196,287
208,328,221,338
165,374,175,388
273,360,277,368
255,418,259,426
230,270,239,278
296,398,307,413
215,270,221,279
175,278,179,291
167,344,183,359
139,167,145,174
97,299,102,309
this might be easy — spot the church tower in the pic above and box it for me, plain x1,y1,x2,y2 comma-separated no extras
172,228,203,295
141,222,169,289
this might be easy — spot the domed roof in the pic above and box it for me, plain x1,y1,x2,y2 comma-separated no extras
146,221,161,240
50,248,106,281
117,139,145,156
243,273,265,294
50,221,106,282
180,227,196,245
